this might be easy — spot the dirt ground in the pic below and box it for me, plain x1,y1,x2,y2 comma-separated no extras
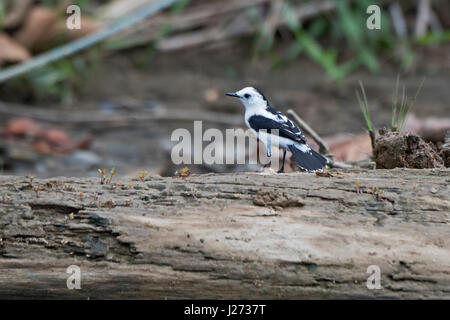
1,43,449,178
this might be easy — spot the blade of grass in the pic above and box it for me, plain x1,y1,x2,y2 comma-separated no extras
398,78,425,131
356,93,372,132
356,82,375,150
359,80,373,131
391,74,400,130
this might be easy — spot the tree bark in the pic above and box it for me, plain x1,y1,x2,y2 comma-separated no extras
0,169,449,299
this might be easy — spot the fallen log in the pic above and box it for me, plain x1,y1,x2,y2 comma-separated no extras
0,169,449,299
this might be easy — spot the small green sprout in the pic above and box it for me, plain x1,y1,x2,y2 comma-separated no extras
354,180,361,194
139,169,148,182
1,193,11,204
370,186,386,202
106,168,116,184
34,186,41,198
26,175,35,187
175,167,191,178
112,181,121,192
98,169,106,184
391,76,425,132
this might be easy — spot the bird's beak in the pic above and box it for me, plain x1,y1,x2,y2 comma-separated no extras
225,92,240,98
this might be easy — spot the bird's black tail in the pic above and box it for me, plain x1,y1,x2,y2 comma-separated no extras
288,144,328,172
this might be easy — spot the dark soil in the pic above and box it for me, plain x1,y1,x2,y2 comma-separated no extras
440,131,450,167
374,131,444,169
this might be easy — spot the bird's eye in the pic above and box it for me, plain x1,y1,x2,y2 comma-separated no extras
244,94,251,99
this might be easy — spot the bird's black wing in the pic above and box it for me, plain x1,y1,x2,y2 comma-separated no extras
248,115,306,144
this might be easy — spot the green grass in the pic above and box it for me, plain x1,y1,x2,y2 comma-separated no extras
356,80,373,133
356,76,425,151
282,1,345,80
252,0,448,81
356,80,376,149
0,49,103,105
391,76,425,132
259,0,395,80
0,0,6,30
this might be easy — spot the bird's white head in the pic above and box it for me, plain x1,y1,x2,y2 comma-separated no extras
226,87,268,109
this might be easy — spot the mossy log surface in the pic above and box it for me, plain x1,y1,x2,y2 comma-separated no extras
0,169,449,299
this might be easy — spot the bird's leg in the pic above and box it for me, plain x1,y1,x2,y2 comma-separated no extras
263,134,272,169
266,133,272,158
277,149,287,173
259,132,272,171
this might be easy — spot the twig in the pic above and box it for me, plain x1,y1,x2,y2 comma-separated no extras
415,0,431,36
328,161,353,169
0,0,177,83
389,2,408,38
0,101,241,127
121,0,269,37
428,9,442,32
118,0,336,52
99,0,165,22
286,109,333,159
255,0,284,52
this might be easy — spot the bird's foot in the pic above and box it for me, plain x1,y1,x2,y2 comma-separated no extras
259,161,272,172
277,168,285,174
263,161,271,169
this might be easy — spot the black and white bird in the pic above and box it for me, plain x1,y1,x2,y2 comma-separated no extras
226,87,328,173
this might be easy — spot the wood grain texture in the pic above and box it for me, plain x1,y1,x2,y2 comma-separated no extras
0,169,449,299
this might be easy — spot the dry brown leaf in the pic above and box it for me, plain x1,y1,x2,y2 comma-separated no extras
15,7,59,50
44,129,71,146
0,33,31,65
2,117,42,138
32,140,53,154
325,133,372,162
48,17,102,41
2,117,92,155
15,6,102,50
